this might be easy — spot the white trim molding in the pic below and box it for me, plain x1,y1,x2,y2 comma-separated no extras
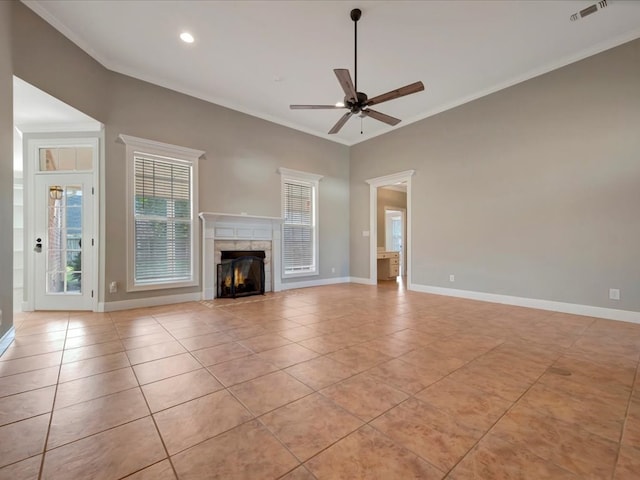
280,276,351,291
98,292,201,312
0,327,16,356
277,167,324,184
118,134,205,161
409,283,640,324
366,170,416,187
349,276,376,286
366,170,415,286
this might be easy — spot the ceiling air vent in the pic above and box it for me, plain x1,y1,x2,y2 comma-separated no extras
570,0,610,21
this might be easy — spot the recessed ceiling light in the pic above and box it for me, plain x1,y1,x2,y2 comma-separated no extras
180,32,194,44
335,102,345,107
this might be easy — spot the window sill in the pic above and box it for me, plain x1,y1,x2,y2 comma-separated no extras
282,271,319,279
126,279,198,292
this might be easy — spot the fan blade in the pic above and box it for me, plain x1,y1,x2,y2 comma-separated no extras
328,111,353,134
290,105,344,110
366,81,425,106
334,69,358,103
361,109,401,126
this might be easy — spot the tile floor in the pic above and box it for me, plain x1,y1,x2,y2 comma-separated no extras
0,283,639,479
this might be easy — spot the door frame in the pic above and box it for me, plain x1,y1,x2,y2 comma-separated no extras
25,136,100,311
366,170,414,286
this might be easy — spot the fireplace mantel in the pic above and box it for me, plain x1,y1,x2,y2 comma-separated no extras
199,212,283,299
199,212,283,222
199,212,283,240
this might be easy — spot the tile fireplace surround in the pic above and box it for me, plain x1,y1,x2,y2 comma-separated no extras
199,213,283,300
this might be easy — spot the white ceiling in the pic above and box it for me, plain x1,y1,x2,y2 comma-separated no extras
22,0,640,145
13,77,101,132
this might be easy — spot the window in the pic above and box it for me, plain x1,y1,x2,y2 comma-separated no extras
39,146,93,171
120,135,204,291
278,168,323,277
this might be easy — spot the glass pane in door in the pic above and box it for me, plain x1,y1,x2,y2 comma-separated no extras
46,184,82,295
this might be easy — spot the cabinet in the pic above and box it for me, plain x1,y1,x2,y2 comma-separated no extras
377,251,399,280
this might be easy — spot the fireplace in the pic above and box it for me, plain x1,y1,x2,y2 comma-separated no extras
217,251,266,298
199,212,283,300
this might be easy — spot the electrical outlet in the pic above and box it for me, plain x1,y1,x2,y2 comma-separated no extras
362,230,370,237
449,274,455,282
331,267,335,273
609,288,620,300
109,281,118,294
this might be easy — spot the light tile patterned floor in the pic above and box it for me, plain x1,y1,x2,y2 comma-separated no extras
1,282,639,479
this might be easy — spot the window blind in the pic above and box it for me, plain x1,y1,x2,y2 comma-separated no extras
134,155,192,284
283,181,315,273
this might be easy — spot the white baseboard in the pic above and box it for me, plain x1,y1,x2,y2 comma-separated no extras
409,283,640,324
279,276,351,291
0,326,15,356
98,292,202,312
349,276,376,285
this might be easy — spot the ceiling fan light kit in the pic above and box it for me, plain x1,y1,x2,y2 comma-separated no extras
290,8,425,134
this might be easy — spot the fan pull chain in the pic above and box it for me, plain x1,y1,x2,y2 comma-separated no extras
361,116,363,134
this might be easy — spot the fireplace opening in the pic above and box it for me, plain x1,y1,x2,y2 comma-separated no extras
217,251,265,299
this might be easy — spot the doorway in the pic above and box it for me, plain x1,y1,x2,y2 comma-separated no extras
26,138,99,311
366,170,414,286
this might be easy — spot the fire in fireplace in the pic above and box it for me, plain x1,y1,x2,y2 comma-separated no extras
217,251,265,298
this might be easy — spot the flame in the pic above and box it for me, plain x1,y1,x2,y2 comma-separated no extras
235,267,245,286
222,266,245,290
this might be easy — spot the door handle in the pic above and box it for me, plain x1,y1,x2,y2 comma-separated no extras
34,238,42,253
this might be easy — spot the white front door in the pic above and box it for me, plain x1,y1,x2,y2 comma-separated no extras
33,173,94,310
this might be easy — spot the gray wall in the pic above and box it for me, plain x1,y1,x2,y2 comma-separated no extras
0,1,13,337
377,188,407,249
11,3,350,305
105,74,350,297
351,38,640,312
11,3,110,124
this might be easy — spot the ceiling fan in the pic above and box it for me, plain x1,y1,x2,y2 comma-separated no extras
290,8,425,135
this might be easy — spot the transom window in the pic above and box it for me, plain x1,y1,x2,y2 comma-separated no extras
39,146,93,171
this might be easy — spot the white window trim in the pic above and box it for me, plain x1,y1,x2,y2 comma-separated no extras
278,167,323,278
119,134,204,292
